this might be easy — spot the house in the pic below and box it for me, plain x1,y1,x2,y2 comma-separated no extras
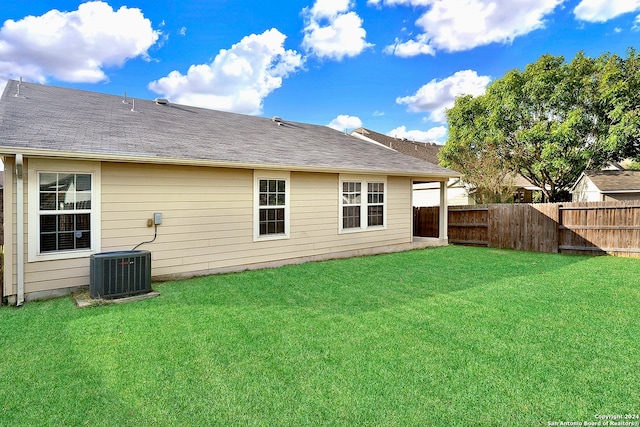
350,127,473,206
350,127,441,164
0,80,459,304
512,175,547,203
412,179,473,207
570,170,640,202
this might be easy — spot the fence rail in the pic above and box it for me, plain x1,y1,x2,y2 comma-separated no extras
414,201,640,257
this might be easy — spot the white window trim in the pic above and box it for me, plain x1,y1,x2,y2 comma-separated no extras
28,159,102,262
339,175,387,234
253,170,290,241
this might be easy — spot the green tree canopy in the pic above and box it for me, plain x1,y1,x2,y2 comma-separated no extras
441,49,640,202
439,95,515,203
597,48,640,160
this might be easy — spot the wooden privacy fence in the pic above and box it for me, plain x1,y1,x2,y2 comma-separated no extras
414,201,640,257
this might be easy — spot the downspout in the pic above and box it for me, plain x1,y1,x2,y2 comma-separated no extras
16,154,24,306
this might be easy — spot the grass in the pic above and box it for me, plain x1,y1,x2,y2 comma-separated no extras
0,245,639,426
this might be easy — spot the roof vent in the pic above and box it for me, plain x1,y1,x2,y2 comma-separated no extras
14,77,24,98
272,116,282,123
155,98,169,105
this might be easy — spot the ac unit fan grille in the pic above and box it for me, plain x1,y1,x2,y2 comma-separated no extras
90,250,152,299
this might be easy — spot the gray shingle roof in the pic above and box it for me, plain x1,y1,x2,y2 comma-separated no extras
351,127,442,165
0,80,458,179
585,170,640,192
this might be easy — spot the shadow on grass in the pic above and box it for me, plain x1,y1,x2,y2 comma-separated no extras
142,245,592,313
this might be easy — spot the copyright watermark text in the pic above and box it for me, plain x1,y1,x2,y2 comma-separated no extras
547,414,639,426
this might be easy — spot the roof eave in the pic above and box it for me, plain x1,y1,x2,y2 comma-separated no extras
569,172,587,193
600,189,640,194
0,147,459,181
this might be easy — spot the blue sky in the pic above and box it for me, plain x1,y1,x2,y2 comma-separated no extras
1,0,639,143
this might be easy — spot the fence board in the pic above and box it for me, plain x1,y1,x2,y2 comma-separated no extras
558,201,640,256
413,201,640,257
413,206,439,237
450,205,488,246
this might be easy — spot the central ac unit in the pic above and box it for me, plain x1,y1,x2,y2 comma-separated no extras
90,250,152,299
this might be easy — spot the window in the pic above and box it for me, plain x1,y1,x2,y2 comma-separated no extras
340,178,386,232
342,182,361,229
39,173,92,253
28,160,101,262
254,172,290,240
367,182,384,227
259,179,286,235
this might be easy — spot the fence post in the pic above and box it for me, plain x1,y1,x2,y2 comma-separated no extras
557,204,562,254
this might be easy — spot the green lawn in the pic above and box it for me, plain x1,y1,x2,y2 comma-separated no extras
1,246,639,426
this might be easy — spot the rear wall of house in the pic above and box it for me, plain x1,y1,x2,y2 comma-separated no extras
12,161,413,296
572,177,602,202
100,163,413,278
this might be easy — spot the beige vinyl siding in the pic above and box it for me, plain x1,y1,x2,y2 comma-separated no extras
24,257,91,293
13,158,91,294
21,159,101,294
101,163,254,276
14,161,415,295
101,164,413,279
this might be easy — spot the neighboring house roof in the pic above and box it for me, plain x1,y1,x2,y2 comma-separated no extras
351,127,543,190
512,174,547,190
603,162,625,171
512,175,531,188
571,170,640,193
351,127,441,165
0,80,458,179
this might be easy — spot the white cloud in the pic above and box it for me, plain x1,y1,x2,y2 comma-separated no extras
371,0,432,6
302,0,373,60
148,28,303,115
396,70,491,123
0,1,159,83
380,0,563,55
383,34,435,57
327,114,363,131
388,125,447,143
309,0,352,17
574,0,640,22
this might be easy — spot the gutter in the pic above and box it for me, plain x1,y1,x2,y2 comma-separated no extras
0,146,461,181
15,154,24,306
601,189,640,194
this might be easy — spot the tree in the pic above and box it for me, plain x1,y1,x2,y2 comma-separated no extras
597,48,640,161
440,95,516,203
627,160,640,171
443,50,640,202
486,52,615,201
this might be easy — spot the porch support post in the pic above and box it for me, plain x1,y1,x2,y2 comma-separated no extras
439,180,448,240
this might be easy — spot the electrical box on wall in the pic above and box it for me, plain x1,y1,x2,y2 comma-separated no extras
154,212,163,225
